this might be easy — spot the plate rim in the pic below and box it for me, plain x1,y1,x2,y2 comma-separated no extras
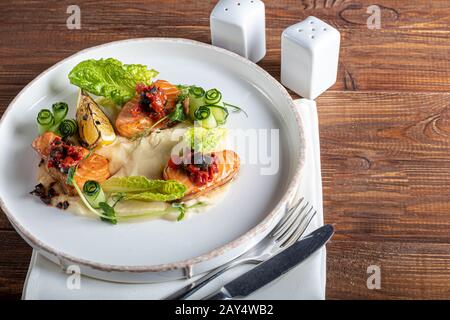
0,37,305,272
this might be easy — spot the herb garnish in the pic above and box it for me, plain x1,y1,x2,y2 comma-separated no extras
172,202,206,221
223,102,248,117
99,202,117,225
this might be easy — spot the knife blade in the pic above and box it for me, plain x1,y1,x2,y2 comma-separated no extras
205,224,334,300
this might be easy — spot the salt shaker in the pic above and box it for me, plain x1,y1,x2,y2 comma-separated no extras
210,0,266,63
281,16,340,100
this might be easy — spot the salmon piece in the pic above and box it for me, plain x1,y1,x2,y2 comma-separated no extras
115,80,180,139
163,150,240,200
32,132,90,158
32,132,110,194
115,96,155,139
153,79,180,110
32,132,64,158
73,154,110,188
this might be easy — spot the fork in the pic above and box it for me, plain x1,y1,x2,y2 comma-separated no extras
164,197,317,300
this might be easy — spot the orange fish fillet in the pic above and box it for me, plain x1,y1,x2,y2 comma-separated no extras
115,80,180,139
163,150,240,201
153,79,180,109
32,132,110,193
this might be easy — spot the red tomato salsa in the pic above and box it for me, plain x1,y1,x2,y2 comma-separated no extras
134,83,168,121
168,150,219,186
47,137,86,174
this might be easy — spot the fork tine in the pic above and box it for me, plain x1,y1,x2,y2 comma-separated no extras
275,202,310,244
287,196,304,214
271,200,308,239
279,208,317,248
271,197,304,236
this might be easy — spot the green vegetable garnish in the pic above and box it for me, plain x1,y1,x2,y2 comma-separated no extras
66,171,201,223
184,127,227,153
184,85,245,127
37,109,55,134
66,169,117,223
83,180,106,209
172,202,206,222
188,86,205,120
98,202,117,225
168,99,186,123
172,203,186,221
176,84,190,96
208,105,229,125
168,105,185,122
102,176,187,202
224,102,248,117
59,119,78,138
66,166,77,185
194,106,211,120
194,105,217,129
123,191,184,202
189,86,206,98
36,101,71,135
68,58,159,105
68,171,186,224
52,102,69,124
204,89,222,105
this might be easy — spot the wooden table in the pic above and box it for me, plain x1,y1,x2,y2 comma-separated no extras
1,0,449,300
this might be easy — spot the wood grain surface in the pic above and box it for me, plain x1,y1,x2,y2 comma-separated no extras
1,0,449,299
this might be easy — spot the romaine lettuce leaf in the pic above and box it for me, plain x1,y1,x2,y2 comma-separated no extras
184,127,227,153
101,176,186,202
68,58,158,105
123,192,182,202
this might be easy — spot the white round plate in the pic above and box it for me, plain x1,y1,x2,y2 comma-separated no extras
0,38,304,283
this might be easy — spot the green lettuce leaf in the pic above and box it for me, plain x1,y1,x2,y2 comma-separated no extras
101,176,186,202
68,58,158,105
123,192,182,202
184,127,227,153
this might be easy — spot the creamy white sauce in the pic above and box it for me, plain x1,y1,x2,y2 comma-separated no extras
95,136,139,175
37,124,232,222
114,129,183,179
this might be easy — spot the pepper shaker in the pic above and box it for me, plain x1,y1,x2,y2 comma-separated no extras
210,0,266,63
281,16,341,99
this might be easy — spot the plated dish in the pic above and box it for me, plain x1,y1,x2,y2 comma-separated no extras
0,38,304,282
30,57,246,224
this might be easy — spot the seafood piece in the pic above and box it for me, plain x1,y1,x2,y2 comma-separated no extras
76,90,116,148
153,79,180,110
163,150,240,201
115,80,180,138
32,132,110,194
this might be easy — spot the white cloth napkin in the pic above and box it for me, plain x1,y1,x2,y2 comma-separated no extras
22,99,325,300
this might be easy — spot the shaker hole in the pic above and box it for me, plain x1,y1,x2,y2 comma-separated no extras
310,35,315,39
309,21,314,24
323,28,327,31
298,28,303,32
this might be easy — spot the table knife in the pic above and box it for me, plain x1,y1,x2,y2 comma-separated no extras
205,224,334,300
